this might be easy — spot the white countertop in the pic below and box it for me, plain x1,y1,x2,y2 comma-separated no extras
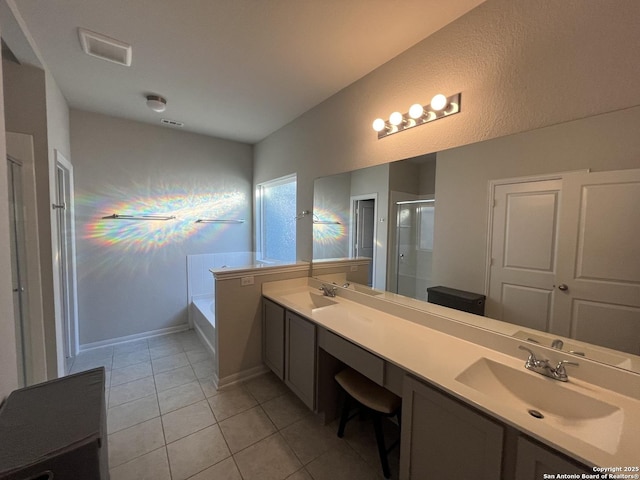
262,278,640,468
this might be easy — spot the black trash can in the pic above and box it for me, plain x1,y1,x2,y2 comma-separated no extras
0,368,108,480
427,286,486,316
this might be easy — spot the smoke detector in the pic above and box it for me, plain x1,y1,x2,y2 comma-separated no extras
145,95,167,113
78,28,132,66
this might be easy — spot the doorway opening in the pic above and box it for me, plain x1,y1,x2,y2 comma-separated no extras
52,151,79,374
350,195,376,286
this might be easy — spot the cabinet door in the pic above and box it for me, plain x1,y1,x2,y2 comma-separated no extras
262,298,285,379
514,437,591,479
400,375,504,480
285,311,316,409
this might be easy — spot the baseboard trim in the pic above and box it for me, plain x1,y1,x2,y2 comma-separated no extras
216,364,270,389
79,324,191,352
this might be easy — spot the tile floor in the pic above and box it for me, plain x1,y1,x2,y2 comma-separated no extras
69,330,400,480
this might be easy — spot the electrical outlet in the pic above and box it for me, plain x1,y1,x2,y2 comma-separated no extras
241,276,254,286
350,266,358,272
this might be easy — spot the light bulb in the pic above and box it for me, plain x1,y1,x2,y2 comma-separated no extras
408,103,424,119
389,111,404,126
430,94,448,111
372,118,386,132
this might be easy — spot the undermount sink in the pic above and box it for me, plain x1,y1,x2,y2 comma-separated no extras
281,291,338,310
455,357,624,454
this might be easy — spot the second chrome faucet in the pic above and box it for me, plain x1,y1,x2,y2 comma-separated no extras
518,345,579,382
319,284,338,297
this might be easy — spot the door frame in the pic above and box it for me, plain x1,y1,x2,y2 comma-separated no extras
349,193,377,285
49,149,79,375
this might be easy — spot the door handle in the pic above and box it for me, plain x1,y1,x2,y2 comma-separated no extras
557,284,568,291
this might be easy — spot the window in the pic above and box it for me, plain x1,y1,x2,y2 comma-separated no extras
256,174,296,262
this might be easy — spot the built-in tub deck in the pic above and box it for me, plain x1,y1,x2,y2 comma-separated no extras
190,296,216,364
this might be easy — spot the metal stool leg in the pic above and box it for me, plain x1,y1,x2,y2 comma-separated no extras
373,412,391,478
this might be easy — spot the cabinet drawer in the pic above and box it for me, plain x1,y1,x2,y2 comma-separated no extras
318,328,384,385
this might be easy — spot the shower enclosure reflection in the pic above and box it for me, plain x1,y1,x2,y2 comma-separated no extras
391,199,435,301
312,154,436,292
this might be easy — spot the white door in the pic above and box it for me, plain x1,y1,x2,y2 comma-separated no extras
487,169,640,356
553,169,640,355
487,179,562,331
7,156,30,387
6,132,47,385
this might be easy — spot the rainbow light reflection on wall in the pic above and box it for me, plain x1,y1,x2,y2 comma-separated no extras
80,190,248,253
312,207,346,245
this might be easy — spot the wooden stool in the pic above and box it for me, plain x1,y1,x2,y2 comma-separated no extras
335,368,401,478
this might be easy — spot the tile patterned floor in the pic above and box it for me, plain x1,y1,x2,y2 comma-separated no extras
70,330,400,480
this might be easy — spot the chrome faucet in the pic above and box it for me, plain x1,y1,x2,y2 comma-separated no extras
319,284,337,297
518,346,579,382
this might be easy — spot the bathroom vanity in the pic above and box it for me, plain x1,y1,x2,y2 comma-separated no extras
262,278,640,480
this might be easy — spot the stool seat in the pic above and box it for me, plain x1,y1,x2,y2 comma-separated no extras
335,368,401,414
335,368,402,478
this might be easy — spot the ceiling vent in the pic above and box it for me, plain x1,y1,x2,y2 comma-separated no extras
78,28,132,66
161,119,184,128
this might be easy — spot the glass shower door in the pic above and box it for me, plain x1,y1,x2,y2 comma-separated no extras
395,200,435,301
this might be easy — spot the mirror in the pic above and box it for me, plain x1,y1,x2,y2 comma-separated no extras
311,105,640,374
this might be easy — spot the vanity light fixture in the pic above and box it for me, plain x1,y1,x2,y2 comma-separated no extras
372,92,461,139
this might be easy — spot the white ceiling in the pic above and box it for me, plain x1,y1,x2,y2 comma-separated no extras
11,0,484,144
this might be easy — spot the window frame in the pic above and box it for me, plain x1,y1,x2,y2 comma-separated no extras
255,173,297,262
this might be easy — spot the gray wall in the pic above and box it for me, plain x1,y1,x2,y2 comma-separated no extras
433,105,640,294
254,0,640,263
2,58,65,377
70,110,253,345
44,71,71,376
312,172,351,260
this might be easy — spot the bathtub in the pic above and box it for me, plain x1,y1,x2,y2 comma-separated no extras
192,297,215,325
190,296,217,367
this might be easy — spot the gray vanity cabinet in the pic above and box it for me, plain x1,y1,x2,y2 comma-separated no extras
514,437,592,479
262,299,317,410
400,375,504,480
262,298,285,380
285,311,317,409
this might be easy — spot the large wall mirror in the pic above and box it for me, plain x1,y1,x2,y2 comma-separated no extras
311,105,640,374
